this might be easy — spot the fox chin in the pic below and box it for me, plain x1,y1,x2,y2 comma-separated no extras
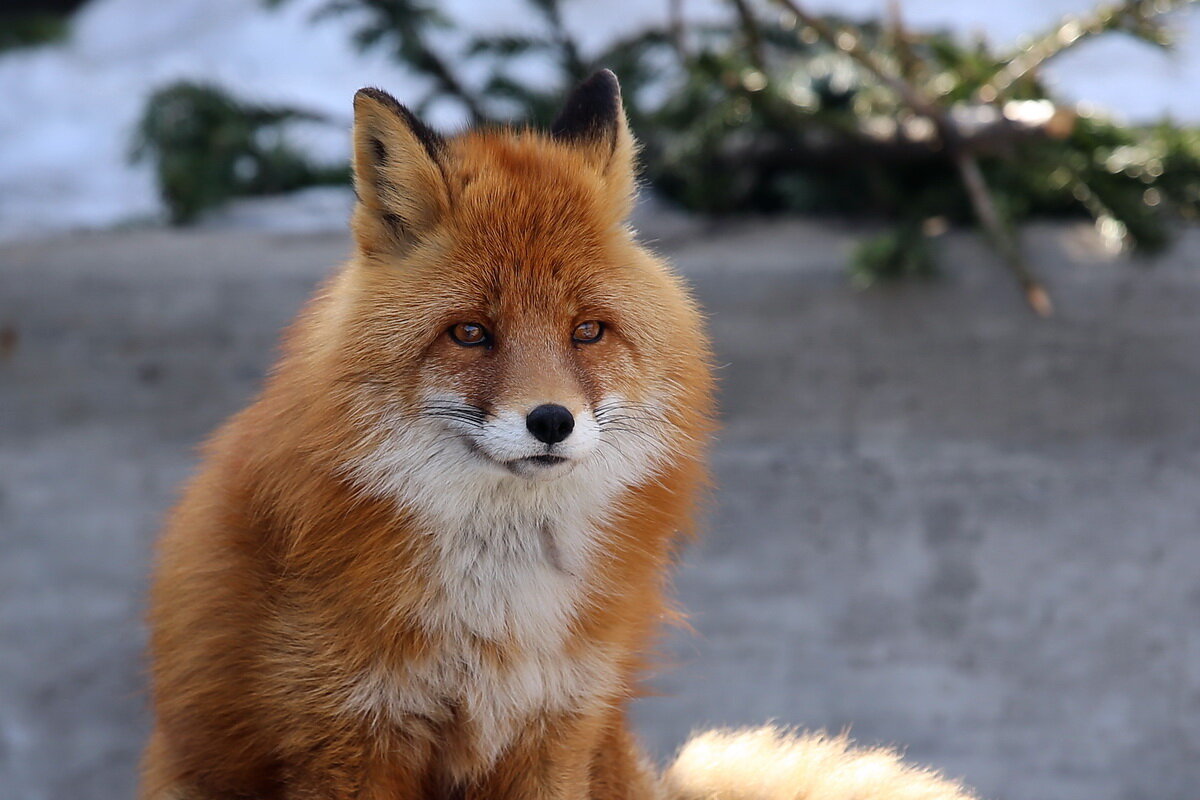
140,70,978,800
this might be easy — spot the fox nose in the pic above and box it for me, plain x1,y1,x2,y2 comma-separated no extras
526,404,574,445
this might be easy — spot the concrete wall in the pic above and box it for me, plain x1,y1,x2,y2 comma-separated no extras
2,217,1197,799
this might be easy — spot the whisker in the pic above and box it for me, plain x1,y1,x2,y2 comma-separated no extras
599,426,662,450
419,401,491,429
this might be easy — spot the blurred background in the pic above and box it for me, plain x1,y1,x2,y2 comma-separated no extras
2,0,1200,798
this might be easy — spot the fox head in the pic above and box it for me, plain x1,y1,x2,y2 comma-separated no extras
323,71,711,516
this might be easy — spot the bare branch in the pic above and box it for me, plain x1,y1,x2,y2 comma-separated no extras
730,0,767,71
668,0,689,59
953,153,1053,316
770,0,947,124
769,0,1054,314
979,0,1198,102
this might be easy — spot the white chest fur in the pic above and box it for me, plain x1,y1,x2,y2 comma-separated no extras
343,417,638,762
341,510,618,765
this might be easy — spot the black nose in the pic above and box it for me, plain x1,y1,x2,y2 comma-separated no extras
526,404,574,445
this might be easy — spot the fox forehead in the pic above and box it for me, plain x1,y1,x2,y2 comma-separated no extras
445,133,618,253
372,135,641,323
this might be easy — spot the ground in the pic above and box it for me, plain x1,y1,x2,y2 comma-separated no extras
2,214,1198,800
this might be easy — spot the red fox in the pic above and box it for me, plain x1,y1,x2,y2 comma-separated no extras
142,71,977,800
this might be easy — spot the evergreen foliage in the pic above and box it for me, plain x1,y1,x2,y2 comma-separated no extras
132,82,348,224
0,2,88,52
137,0,1200,309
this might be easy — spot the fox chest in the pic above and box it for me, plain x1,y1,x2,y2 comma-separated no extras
342,516,617,765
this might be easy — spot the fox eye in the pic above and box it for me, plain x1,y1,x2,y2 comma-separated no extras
572,320,604,344
450,322,490,347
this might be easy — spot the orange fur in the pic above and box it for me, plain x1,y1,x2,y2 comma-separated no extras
143,72,710,800
142,73,978,800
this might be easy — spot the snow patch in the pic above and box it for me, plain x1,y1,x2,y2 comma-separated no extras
1,0,1199,240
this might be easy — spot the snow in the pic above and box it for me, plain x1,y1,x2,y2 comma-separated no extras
2,0,1199,241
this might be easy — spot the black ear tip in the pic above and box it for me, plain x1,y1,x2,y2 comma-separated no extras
354,86,404,113
587,69,619,94
352,87,445,161
551,69,623,143
571,69,621,108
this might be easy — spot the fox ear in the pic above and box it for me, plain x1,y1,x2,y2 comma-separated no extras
551,70,637,220
351,87,449,253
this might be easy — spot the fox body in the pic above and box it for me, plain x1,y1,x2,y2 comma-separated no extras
144,71,709,799
143,73,976,800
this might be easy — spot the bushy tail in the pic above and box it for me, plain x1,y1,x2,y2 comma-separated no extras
663,727,977,800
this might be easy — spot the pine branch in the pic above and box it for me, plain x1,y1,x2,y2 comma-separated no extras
668,0,689,60
979,0,1199,102
730,0,767,72
412,44,487,122
709,104,1073,165
954,153,1053,316
529,0,588,79
769,0,1054,314
885,0,923,84
311,0,487,122
770,0,944,122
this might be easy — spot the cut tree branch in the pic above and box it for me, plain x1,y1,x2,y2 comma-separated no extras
714,104,1072,167
953,152,1053,316
668,0,689,59
978,0,1197,102
768,0,1054,315
730,0,767,71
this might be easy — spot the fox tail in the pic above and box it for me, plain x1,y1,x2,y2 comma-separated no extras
664,726,977,800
